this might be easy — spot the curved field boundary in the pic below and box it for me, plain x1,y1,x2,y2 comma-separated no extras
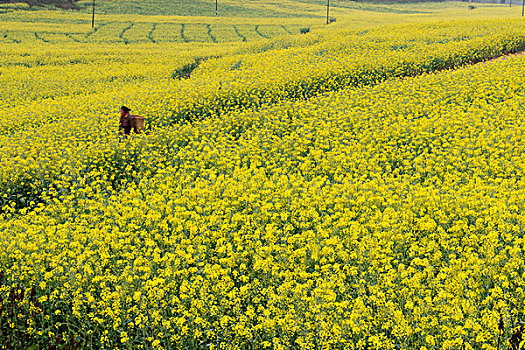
206,24,217,43
84,22,106,39
66,33,82,43
2,32,20,43
148,23,156,43
281,25,293,35
254,25,269,39
233,25,247,42
485,49,525,62
34,32,49,43
119,23,134,44
150,23,185,43
180,23,188,42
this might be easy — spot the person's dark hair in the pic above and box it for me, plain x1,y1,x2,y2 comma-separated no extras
121,106,131,113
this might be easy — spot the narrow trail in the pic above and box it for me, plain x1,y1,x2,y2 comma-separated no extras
484,49,525,63
254,25,269,39
389,47,525,87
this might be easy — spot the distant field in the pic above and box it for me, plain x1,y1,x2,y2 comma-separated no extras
0,11,317,44
75,0,323,17
0,20,309,44
0,1,522,44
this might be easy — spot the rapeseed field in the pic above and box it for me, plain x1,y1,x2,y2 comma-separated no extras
1,1,525,349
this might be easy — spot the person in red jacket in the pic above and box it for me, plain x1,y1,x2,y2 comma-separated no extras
119,106,133,136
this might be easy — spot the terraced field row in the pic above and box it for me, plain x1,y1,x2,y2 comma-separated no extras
0,22,306,44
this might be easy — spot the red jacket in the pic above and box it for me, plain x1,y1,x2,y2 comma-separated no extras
119,113,134,135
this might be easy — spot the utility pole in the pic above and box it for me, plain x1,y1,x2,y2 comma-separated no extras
326,0,330,24
216,0,218,15
91,0,95,28
522,0,524,16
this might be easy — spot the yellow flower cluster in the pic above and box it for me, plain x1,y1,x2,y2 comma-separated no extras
1,15,525,350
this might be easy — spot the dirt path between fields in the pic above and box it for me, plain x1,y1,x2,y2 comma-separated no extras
484,49,525,63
